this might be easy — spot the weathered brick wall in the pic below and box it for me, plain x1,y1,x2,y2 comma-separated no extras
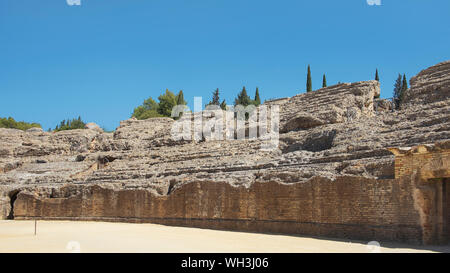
13,176,423,244
389,145,450,179
387,144,450,244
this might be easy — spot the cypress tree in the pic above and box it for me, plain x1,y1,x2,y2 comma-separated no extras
306,65,312,92
400,74,408,102
322,74,327,88
375,69,380,81
254,87,261,105
175,90,187,105
393,74,403,109
401,74,408,93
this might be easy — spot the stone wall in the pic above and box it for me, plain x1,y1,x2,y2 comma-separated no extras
14,176,423,244
1,61,449,245
279,81,380,133
402,61,450,107
388,142,450,244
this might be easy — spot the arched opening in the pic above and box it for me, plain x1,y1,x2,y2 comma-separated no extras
7,190,20,220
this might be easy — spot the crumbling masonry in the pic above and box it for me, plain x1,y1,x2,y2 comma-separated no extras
1,61,449,245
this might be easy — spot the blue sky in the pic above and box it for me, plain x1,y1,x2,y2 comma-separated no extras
1,0,449,131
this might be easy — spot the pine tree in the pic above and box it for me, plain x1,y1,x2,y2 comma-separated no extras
254,87,261,105
207,88,220,106
53,117,86,132
234,86,251,106
322,74,327,88
220,99,227,110
213,88,220,105
306,65,312,92
393,74,402,99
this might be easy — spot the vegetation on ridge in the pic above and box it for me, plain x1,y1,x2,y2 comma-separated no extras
53,116,86,132
132,89,187,120
0,117,41,131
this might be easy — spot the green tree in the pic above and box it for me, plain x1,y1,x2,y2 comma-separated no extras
306,65,312,92
142,97,159,111
254,87,261,106
401,74,408,96
131,97,162,120
207,88,221,106
234,86,251,106
393,74,402,99
54,117,86,132
175,90,187,106
132,89,187,120
158,89,178,117
132,106,163,119
322,74,327,88
393,74,403,109
220,99,227,110
396,74,409,107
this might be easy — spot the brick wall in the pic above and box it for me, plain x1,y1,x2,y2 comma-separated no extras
14,176,423,244
390,147,450,179
10,145,449,245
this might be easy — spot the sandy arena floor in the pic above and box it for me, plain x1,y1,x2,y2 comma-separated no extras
0,220,448,253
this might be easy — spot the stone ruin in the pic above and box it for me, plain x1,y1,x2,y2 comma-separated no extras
0,61,449,245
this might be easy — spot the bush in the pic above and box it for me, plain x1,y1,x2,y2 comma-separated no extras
0,117,41,131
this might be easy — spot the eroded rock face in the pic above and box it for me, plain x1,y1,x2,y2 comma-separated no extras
374,98,393,112
403,61,450,107
0,61,449,244
279,81,380,132
84,122,103,132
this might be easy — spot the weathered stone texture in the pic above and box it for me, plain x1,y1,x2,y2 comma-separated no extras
403,61,450,107
279,81,380,132
374,98,393,112
1,61,449,245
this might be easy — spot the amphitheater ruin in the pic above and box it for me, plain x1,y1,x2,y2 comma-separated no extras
0,61,449,245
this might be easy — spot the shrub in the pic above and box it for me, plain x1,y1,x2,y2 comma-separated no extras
0,117,41,131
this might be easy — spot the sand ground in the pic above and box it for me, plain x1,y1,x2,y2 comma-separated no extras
0,220,448,253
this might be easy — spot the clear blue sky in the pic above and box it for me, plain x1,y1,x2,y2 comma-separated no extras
1,0,449,131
